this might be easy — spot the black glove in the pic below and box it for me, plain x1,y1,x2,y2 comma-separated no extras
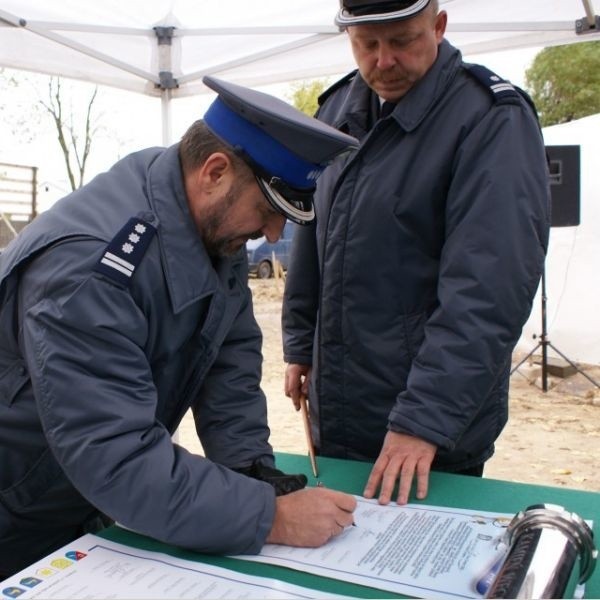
233,460,308,496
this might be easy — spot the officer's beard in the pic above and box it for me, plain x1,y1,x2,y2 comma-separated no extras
199,183,262,258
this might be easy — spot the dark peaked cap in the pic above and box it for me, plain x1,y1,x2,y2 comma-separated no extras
202,75,358,225
335,0,431,26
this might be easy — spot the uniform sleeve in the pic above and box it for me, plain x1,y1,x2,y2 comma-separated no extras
192,273,275,469
282,220,320,365
389,101,550,449
19,241,275,555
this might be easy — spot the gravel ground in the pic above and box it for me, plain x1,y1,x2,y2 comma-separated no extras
178,279,600,494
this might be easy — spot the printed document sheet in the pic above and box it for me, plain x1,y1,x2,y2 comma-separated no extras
0,533,348,599
235,498,513,599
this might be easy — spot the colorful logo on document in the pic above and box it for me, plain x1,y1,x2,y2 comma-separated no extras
18,577,41,588
2,587,25,598
35,567,56,578
1,548,87,597
50,558,72,570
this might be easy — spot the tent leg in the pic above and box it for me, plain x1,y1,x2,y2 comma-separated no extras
161,89,172,147
581,0,596,25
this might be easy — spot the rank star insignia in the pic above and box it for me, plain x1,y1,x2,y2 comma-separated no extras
95,217,156,287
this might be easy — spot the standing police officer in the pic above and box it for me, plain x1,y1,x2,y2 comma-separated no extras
0,77,358,578
283,0,550,505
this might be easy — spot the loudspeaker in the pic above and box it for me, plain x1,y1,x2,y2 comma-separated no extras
545,145,581,227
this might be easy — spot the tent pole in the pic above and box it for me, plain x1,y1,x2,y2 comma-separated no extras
161,89,172,146
154,26,177,147
581,0,595,25
154,26,177,442
576,0,599,34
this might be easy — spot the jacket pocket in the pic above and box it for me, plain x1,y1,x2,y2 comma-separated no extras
0,447,65,511
0,360,29,407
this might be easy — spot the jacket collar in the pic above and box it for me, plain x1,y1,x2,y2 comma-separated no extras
389,39,461,132
146,145,220,313
331,73,379,139
337,39,461,135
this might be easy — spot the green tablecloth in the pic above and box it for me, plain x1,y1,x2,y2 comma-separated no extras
99,452,600,598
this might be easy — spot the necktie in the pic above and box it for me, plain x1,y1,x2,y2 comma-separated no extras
380,101,396,119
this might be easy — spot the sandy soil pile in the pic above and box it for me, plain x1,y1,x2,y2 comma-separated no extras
179,279,600,493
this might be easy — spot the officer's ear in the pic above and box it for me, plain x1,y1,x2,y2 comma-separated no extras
197,152,234,193
434,10,447,40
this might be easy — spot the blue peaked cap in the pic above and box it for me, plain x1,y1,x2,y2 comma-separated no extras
202,76,358,225
206,97,320,189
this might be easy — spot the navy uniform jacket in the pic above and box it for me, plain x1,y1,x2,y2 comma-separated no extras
0,145,275,575
282,40,550,469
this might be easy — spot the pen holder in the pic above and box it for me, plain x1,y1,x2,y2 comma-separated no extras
485,503,597,599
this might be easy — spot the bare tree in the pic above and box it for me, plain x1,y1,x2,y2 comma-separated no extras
40,77,99,191
0,71,114,193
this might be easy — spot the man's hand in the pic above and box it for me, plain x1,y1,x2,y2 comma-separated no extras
266,487,356,547
363,431,436,505
284,363,311,410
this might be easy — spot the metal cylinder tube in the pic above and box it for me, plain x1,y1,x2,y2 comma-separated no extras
485,504,597,599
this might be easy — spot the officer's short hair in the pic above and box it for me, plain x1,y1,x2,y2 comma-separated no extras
179,120,253,184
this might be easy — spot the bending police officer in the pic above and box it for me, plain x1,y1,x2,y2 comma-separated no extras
0,76,358,578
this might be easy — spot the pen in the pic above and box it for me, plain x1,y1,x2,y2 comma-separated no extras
299,394,319,477
475,549,507,595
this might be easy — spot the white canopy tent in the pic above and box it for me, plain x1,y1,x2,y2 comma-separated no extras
1,0,599,144
1,1,598,365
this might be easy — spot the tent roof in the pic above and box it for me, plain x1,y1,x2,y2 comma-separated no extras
1,0,599,98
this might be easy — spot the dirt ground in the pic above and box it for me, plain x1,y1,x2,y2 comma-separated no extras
179,278,600,493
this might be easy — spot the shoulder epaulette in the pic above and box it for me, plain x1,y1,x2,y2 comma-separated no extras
94,217,156,286
318,70,359,107
464,64,521,104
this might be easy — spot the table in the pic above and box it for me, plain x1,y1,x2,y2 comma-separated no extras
97,453,599,598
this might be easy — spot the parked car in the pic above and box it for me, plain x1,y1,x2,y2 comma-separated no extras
246,220,294,279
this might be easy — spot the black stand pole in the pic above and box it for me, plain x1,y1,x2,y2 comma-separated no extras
511,266,600,392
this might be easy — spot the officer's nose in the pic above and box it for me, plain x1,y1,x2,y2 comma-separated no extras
263,213,286,243
376,44,396,70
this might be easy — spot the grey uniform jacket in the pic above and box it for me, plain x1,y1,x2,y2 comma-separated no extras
282,40,550,470
0,145,276,575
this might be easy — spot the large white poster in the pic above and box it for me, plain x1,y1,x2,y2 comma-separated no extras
0,534,349,599
236,498,513,599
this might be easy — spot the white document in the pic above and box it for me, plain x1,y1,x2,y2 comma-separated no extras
0,533,349,599
235,498,513,599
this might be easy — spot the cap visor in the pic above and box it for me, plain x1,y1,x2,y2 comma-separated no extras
257,177,315,226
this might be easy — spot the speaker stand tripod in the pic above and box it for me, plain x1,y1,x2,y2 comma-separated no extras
511,266,600,392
